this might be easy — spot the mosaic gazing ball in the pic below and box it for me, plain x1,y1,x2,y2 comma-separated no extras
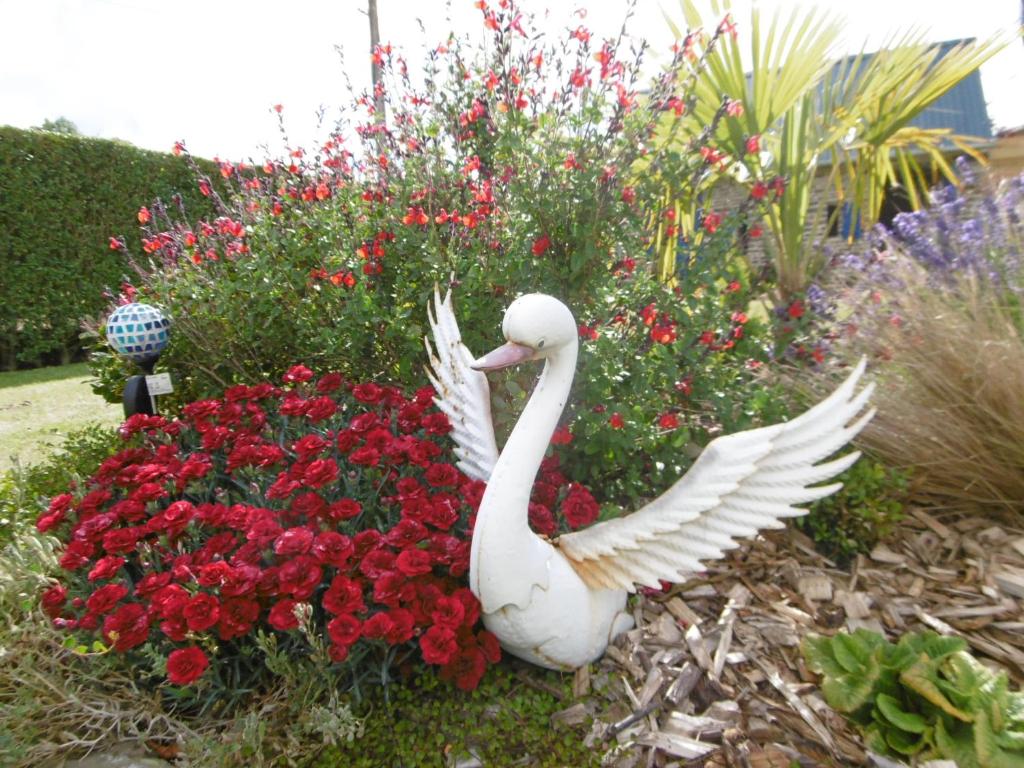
106,303,171,362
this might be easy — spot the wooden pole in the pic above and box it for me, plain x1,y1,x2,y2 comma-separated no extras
369,0,385,123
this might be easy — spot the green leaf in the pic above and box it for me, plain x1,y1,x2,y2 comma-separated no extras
901,656,974,722
876,693,929,734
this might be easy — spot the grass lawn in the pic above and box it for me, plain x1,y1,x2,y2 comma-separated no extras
0,363,122,472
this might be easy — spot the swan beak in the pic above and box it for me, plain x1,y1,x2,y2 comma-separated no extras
471,341,536,371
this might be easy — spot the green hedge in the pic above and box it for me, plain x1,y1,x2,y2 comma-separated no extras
0,126,218,369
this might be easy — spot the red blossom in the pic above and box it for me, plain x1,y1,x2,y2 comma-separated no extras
531,234,551,256
167,646,209,685
609,412,625,429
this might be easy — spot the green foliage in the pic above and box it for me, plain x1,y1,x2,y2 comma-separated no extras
798,457,908,565
0,423,121,545
0,126,220,368
85,7,783,508
664,0,1006,298
35,116,79,135
317,666,598,768
803,629,1024,767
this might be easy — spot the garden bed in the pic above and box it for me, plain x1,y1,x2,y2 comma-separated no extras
576,511,1024,767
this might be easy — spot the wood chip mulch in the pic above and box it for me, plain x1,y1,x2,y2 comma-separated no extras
550,510,1024,768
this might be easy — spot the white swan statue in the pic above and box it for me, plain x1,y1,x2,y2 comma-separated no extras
426,289,874,670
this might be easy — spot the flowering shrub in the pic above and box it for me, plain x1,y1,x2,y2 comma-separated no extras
807,169,1024,517
86,2,758,404
37,367,604,701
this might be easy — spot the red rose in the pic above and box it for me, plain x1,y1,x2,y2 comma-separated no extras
86,583,129,615
303,458,339,489
183,593,221,632
41,584,67,617
531,233,551,256
352,383,384,404
167,646,209,685
268,599,301,631
609,412,625,429
419,625,458,665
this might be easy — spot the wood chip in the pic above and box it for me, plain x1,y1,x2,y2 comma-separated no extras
634,731,716,759
835,590,873,619
664,597,703,627
664,662,701,706
870,543,907,565
573,664,591,698
754,659,837,755
797,575,833,602
992,567,1024,598
551,702,589,727
684,624,714,672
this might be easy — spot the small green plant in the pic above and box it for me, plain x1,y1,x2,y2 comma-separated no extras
0,424,121,545
316,665,598,768
803,629,1024,767
798,458,908,565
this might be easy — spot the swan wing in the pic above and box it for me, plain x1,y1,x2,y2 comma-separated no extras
555,359,875,592
425,286,500,482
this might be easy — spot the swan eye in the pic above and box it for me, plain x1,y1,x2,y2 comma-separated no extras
537,340,545,349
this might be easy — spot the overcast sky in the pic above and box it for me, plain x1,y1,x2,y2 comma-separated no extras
1,0,1021,161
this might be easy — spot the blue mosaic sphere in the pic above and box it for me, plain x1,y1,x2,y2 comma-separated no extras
106,303,171,362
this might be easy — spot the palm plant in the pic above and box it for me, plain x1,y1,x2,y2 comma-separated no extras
659,0,1007,300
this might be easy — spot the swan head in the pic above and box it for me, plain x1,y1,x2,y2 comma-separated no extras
471,293,577,372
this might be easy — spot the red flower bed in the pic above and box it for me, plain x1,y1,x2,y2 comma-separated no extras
38,367,597,693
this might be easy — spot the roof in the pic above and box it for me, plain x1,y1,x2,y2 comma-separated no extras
833,38,993,140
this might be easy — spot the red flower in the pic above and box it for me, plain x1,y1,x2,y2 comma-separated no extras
430,595,466,629
41,584,67,617
137,206,151,224
327,614,362,649
328,498,363,521
303,396,337,422
703,211,723,234
217,597,260,640
609,412,625,429
745,135,761,155
86,583,129,615
419,625,458,664
274,527,315,557
323,575,366,615
183,593,220,632
396,548,433,577
658,412,680,430
424,463,459,487
268,599,301,631
787,300,805,319
167,646,209,685
550,426,573,445
284,365,314,384
88,555,125,582
352,382,384,404
102,603,151,651
312,531,354,567
302,458,339,489
561,484,599,529
441,644,488,691
531,234,551,256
